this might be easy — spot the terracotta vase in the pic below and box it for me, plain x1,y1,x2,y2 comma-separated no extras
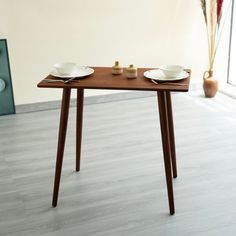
203,70,218,98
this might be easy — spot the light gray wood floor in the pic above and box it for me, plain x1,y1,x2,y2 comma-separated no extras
1,91,236,236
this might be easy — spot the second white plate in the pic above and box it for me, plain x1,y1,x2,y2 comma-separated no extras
144,69,189,81
50,66,94,78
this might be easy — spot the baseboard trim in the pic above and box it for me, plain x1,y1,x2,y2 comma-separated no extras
16,91,156,114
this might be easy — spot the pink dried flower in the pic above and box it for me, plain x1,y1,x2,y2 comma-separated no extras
217,0,224,24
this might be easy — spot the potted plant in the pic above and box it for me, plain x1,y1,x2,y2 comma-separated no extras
200,0,230,97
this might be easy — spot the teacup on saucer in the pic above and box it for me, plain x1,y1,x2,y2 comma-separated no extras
159,65,184,77
53,62,77,75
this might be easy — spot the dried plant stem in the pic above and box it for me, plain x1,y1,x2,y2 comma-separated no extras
211,0,232,66
206,25,212,68
209,0,217,71
200,0,230,74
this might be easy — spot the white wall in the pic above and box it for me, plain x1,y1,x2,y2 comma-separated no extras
0,0,211,105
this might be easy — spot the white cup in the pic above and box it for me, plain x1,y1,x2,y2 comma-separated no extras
159,65,184,77
53,62,77,75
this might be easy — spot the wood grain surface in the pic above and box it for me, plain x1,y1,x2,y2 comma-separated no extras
38,67,191,92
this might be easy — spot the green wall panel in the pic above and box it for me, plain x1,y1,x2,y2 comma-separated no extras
0,39,15,115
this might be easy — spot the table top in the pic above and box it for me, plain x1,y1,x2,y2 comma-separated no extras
37,67,191,92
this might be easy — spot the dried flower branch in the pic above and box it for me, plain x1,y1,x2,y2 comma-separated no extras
200,0,208,24
200,0,231,72
217,0,224,24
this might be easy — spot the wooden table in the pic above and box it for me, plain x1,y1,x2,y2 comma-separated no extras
38,67,191,215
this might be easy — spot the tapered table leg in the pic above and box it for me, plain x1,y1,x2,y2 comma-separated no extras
157,91,175,215
76,89,84,172
166,91,177,178
52,88,71,207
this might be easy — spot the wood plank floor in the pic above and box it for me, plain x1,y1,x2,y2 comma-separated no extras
1,91,236,236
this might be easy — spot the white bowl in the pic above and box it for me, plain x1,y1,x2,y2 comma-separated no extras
53,62,77,75
159,65,184,77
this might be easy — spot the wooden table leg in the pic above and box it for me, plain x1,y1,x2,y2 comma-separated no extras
166,91,177,178
52,88,71,207
157,91,175,215
76,89,84,172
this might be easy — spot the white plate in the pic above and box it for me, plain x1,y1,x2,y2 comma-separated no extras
144,69,189,81
50,66,94,78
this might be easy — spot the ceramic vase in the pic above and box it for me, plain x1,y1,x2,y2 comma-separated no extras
203,70,218,98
